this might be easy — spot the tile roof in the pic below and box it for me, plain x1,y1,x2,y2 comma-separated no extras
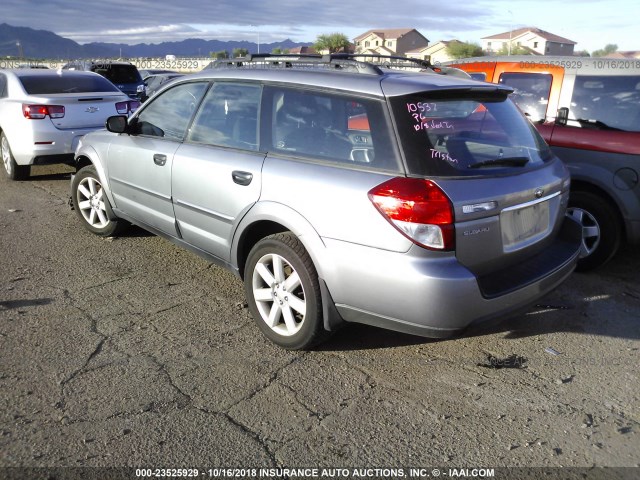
354,28,417,41
482,27,576,45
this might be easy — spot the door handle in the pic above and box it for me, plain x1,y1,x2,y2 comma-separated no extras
153,154,167,166
232,170,253,186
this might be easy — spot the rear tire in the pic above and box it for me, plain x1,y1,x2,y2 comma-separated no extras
244,232,327,350
71,165,123,237
567,190,622,271
1,132,30,181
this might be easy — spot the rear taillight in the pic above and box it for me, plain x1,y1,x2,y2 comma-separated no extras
22,104,65,119
368,177,455,250
115,100,140,115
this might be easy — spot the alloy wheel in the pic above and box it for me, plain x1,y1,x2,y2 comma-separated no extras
1,135,12,176
251,253,307,337
567,207,600,258
77,176,110,229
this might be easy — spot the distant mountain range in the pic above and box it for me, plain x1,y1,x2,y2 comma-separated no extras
0,23,312,59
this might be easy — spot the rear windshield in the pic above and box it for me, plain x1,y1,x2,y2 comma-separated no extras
19,74,121,94
92,65,142,84
390,92,553,177
569,75,640,132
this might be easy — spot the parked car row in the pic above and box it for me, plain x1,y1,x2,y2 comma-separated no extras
62,60,146,100
0,69,139,180
448,56,640,270
0,60,184,180
6,53,636,349
68,53,582,349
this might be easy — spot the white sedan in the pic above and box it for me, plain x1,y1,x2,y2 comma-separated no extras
0,69,139,180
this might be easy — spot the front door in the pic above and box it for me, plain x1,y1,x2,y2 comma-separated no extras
107,81,209,235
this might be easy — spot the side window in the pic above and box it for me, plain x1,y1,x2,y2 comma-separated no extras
469,72,487,81
188,82,261,150
0,74,6,98
569,75,640,132
269,87,399,170
133,82,208,140
498,72,552,122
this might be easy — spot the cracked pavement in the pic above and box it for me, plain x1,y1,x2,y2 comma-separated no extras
1,165,639,473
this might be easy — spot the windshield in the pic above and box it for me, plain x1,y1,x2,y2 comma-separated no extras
390,92,553,177
19,74,120,94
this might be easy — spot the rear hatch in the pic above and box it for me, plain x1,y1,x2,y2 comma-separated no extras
387,87,573,278
28,92,130,129
19,72,130,129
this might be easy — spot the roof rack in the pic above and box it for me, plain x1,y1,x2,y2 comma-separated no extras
206,53,469,78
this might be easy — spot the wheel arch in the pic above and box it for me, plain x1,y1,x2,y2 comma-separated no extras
233,203,344,332
73,147,117,208
233,202,333,281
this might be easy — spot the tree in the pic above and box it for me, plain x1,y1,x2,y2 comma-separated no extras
210,50,229,59
495,43,532,56
314,33,351,53
592,44,618,57
272,47,290,54
446,41,483,59
233,48,249,58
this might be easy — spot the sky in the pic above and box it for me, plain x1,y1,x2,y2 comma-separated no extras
2,0,638,53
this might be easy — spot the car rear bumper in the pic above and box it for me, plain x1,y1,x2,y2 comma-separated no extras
323,216,582,338
11,125,101,166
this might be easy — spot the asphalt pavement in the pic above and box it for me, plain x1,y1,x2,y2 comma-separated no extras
1,165,638,479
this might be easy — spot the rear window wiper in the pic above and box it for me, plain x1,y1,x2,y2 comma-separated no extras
468,157,529,169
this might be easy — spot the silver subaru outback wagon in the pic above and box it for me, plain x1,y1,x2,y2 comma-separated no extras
71,54,582,349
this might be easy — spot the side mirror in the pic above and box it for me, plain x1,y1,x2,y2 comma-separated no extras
555,107,569,126
106,115,128,133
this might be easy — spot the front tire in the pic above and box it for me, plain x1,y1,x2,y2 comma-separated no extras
71,165,123,237
1,132,30,181
244,233,326,350
567,190,622,271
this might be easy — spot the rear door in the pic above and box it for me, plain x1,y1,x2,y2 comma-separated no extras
550,72,640,156
172,82,264,261
107,81,209,235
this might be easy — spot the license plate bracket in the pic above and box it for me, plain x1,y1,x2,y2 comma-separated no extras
501,200,551,251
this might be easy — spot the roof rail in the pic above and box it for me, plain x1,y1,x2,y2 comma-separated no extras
205,53,469,77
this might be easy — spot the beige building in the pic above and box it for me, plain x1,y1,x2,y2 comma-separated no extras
354,28,429,56
406,40,464,64
482,27,576,55
606,51,640,59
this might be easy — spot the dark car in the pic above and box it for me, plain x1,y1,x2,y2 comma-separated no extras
138,68,177,78
142,73,184,100
62,61,145,100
